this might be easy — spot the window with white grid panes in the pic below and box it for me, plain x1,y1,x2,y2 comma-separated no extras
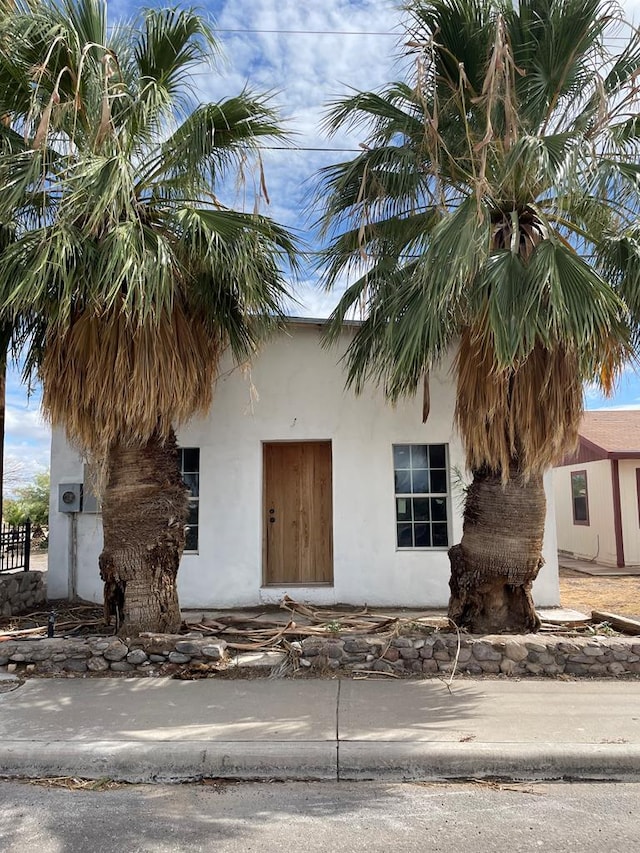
393,444,449,549
179,448,200,552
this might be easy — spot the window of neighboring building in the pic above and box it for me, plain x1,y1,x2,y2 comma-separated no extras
393,444,449,549
179,448,200,551
571,470,589,525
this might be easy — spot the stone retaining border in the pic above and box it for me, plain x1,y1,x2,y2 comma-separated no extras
0,631,639,677
0,571,46,618
299,634,640,677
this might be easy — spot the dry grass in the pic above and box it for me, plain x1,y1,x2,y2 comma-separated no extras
23,777,125,791
559,568,640,617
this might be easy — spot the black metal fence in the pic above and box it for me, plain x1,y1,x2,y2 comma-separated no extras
0,520,31,573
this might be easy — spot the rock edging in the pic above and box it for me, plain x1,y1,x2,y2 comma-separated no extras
297,634,640,677
0,571,46,618
0,634,227,675
1,631,640,677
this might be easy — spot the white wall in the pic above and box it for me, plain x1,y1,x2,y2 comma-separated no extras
537,470,560,604
48,435,103,600
553,460,616,565
48,323,560,608
618,460,640,567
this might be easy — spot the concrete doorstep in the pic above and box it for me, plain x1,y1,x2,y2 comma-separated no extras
0,678,638,784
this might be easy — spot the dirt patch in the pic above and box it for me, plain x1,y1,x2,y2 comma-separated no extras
559,568,640,618
0,600,108,637
3,576,639,638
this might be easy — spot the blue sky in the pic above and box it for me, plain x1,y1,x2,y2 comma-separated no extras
6,0,640,484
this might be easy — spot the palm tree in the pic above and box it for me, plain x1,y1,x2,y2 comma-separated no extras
316,0,640,632
0,129,32,524
0,0,297,634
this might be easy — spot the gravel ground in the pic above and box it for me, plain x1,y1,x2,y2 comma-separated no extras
12,553,640,623
558,568,640,618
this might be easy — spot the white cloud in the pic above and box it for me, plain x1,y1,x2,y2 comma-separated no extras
4,406,48,443
6,0,640,478
197,0,407,240
3,390,51,484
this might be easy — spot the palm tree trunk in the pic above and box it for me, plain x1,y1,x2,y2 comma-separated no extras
448,465,544,634
0,325,13,525
99,428,188,637
0,352,5,523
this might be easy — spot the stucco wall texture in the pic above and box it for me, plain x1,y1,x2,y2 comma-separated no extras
48,323,560,608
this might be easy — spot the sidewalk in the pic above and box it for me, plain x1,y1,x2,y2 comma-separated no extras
558,553,640,577
0,676,638,783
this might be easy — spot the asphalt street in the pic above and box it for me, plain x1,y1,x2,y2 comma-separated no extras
0,780,638,852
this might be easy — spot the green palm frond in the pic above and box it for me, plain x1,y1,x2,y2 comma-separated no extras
317,0,640,477
139,94,285,194
323,85,425,142
0,0,298,454
134,6,216,97
317,146,435,235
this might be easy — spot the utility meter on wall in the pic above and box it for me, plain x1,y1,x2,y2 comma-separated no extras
58,483,82,513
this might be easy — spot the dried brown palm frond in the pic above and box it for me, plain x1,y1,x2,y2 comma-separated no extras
40,302,221,456
454,327,584,478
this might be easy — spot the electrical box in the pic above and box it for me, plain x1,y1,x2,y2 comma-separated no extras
82,464,100,513
58,483,82,513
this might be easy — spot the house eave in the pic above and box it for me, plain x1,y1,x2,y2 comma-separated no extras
285,315,362,329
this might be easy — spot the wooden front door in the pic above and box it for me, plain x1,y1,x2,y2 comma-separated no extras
263,441,333,585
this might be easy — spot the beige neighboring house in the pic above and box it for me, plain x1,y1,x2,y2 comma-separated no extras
554,411,640,568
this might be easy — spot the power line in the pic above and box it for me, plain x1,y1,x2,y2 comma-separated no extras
212,28,399,36
258,145,361,152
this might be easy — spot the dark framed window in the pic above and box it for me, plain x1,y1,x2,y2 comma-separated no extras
393,444,449,549
571,470,589,526
179,448,200,551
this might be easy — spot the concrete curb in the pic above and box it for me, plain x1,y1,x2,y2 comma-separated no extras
1,741,639,783
338,742,640,782
0,741,337,783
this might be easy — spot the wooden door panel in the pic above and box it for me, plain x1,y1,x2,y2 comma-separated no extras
264,442,333,585
306,442,332,584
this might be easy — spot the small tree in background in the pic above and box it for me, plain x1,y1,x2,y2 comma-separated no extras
3,470,50,527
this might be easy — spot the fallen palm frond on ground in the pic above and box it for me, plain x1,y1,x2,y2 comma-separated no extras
187,595,446,649
0,601,107,640
22,776,124,791
0,625,48,640
2,570,639,644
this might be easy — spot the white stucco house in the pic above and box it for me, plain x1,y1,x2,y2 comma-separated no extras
48,319,560,609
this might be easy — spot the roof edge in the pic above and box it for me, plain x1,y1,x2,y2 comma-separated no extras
285,315,362,328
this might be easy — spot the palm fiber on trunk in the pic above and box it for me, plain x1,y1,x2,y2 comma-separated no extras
448,466,545,634
99,429,188,636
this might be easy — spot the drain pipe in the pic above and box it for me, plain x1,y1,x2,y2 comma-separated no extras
68,511,78,602
59,484,83,602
